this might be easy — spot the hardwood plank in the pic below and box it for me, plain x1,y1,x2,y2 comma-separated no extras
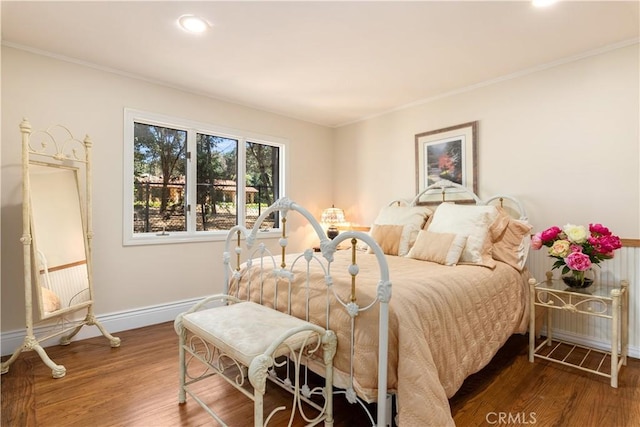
0,352,37,426
450,334,640,427
3,323,639,426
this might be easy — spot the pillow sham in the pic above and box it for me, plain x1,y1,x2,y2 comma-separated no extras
407,230,467,266
492,207,533,271
40,286,62,314
426,203,500,268
369,224,404,256
368,205,433,256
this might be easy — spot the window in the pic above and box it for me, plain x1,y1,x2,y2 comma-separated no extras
124,109,286,245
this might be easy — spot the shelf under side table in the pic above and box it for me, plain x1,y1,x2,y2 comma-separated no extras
532,337,624,380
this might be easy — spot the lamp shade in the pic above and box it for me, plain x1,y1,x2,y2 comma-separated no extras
320,206,345,239
320,206,346,225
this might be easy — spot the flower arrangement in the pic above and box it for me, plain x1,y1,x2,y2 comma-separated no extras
531,223,622,287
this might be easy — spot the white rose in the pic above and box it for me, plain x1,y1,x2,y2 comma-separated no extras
563,223,588,244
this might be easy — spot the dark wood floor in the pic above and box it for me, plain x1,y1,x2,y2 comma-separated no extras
2,322,638,426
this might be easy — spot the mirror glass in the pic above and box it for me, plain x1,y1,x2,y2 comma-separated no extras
29,163,92,319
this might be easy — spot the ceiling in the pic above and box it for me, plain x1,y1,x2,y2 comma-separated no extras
2,1,639,127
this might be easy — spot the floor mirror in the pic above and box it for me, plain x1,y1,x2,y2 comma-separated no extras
1,119,120,378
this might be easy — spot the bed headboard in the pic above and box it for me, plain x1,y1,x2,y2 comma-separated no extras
410,179,482,206
377,179,531,270
400,179,528,221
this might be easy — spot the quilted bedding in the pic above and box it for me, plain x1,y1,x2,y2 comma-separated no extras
229,249,530,426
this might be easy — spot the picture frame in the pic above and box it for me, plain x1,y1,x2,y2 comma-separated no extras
415,121,478,203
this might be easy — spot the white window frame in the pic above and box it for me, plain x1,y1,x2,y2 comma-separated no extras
123,108,287,246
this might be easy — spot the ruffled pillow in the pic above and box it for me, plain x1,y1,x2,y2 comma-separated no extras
40,286,61,314
491,207,533,271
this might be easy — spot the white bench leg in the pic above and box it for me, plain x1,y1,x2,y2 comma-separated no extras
323,331,337,427
178,329,187,404
249,354,274,427
254,391,264,427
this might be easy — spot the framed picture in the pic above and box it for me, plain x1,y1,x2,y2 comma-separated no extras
415,121,478,201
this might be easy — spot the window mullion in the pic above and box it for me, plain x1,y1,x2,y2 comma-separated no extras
237,138,247,227
186,130,197,234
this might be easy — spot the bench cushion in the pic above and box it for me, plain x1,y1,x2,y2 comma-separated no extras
182,301,319,367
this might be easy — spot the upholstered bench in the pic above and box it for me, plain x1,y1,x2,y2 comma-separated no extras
175,295,337,427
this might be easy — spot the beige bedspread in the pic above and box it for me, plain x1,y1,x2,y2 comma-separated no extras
229,250,530,426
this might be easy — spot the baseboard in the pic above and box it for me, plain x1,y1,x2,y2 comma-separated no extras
1,297,202,357
540,327,640,359
4,299,638,360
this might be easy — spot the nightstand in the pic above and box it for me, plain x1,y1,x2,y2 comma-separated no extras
528,273,629,387
313,244,349,252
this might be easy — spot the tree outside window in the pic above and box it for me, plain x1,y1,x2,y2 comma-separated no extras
125,109,285,245
245,142,279,229
133,123,187,233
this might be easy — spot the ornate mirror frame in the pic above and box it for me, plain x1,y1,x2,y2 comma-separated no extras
1,119,120,379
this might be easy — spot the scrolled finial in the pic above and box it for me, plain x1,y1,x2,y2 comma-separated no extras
83,135,93,148
20,118,32,133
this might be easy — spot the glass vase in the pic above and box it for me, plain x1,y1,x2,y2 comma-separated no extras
562,269,595,289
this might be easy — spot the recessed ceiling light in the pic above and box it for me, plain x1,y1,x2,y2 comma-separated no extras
532,0,558,7
178,15,210,33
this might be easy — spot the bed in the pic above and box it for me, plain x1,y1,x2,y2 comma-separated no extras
179,179,533,426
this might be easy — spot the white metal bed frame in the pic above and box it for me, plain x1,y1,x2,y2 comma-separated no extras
177,181,529,425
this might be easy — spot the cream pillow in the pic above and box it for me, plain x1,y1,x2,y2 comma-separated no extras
40,286,62,314
369,224,404,256
426,203,499,268
368,205,432,256
407,230,467,266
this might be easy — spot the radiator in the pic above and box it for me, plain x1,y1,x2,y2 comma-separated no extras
526,246,639,358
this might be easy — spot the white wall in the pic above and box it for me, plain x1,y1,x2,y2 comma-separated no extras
2,43,638,353
332,43,640,357
1,46,334,333
333,44,639,240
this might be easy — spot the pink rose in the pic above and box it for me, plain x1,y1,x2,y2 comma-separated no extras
531,233,543,250
597,235,622,254
569,244,582,253
565,252,592,271
540,226,561,243
589,223,611,236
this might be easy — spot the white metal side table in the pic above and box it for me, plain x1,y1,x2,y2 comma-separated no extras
528,274,629,387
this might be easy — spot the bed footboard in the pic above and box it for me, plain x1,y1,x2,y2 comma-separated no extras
221,197,392,426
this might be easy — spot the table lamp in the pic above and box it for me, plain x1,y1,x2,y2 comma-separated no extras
320,206,346,239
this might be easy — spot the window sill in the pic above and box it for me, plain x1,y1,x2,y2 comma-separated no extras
123,229,281,246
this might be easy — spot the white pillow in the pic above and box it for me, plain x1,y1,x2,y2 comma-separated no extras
369,205,432,256
426,203,499,267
